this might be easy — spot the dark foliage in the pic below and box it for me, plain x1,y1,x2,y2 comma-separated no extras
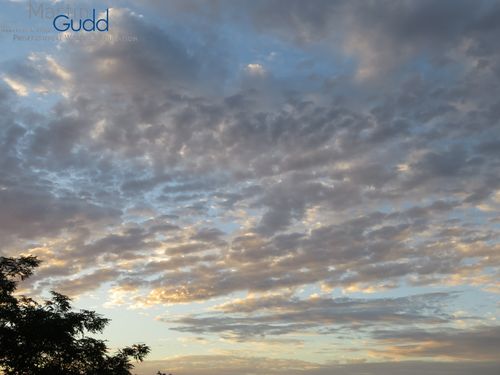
0,256,151,375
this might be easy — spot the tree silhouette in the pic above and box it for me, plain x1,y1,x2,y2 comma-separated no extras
0,255,151,375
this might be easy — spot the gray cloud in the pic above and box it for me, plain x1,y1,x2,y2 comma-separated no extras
166,293,456,340
1,1,499,367
135,356,500,375
371,325,500,360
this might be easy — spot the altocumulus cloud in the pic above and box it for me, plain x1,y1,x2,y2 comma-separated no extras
0,0,499,372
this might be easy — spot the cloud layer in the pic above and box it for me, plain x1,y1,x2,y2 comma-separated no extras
1,0,499,370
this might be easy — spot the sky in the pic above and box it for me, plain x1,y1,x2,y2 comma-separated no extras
0,0,500,374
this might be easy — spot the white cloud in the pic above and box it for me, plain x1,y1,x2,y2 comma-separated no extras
3,76,29,96
245,63,266,76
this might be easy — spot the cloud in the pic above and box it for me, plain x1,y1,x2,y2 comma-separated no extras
0,184,120,245
134,356,500,375
51,268,120,297
245,63,266,76
1,0,499,367
2,76,29,96
371,326,500,361
165,293,456,340
135,355,320,375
